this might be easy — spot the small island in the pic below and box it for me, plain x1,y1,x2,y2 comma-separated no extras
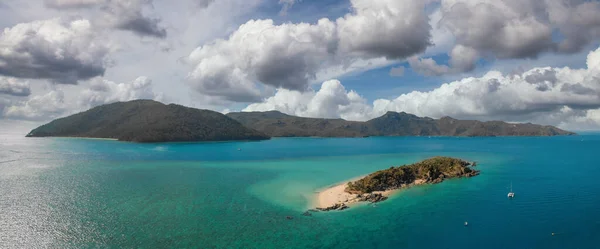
314,157,479,211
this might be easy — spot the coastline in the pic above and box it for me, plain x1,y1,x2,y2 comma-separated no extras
54,136,119,141
315,178,429,209
315,181,395,208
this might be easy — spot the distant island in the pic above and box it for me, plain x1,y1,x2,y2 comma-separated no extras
26,100,269,143
227,111,574,137
27,100,574,143
314,157,479,211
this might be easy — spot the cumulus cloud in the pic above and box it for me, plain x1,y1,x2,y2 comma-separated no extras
104,0,167,38
407,57,450,76
243,46,600,130
45,0,167,38
244,80,373,121
79,76,162,108
0,77,30,97
336,0,431,59
427,0,600,75
377,46,600,128
187,0,432,102
3,90,67,121
0,76,162,121
0,18,111,84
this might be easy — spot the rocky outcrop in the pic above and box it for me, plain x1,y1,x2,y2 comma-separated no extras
357,193,388,203
316,203,348,211
346,157,480,194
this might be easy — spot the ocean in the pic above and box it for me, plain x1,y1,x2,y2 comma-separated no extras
1,133,599,248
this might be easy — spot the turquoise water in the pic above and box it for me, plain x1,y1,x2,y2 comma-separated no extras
1,134,600,248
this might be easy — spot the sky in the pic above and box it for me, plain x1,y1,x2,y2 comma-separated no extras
1,0,600,132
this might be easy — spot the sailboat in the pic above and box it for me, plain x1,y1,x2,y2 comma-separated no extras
507,182,515,198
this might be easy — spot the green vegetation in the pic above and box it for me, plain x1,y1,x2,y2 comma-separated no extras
227,111,575,137
27,100,269,143
346,157,479,194
28,100,574,143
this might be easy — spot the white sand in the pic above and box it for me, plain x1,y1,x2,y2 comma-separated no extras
317,182,357,208
315,177,428,208
315,180,395,208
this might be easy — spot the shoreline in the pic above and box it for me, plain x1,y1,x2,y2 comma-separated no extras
315,181,394,208
311,157,479,211
315,178,428,209
53,137,119,141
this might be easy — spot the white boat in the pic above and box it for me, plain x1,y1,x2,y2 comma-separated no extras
507,182,515,198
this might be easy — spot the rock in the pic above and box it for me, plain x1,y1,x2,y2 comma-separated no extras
316,203,349,212
302,211,312,216
336,203,348,210
357,193,388,203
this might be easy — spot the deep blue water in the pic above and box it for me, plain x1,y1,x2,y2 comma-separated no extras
1,134,599,248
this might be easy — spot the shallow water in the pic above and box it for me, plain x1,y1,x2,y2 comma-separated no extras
1,133,599,248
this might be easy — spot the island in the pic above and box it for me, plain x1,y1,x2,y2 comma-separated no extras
314,157,480,211
28,100,575,143
26,100,269,143
227,111,575,137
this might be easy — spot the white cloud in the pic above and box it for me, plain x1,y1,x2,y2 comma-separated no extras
408,56,450,76
187,18,337,102
1,76,162,121
0,77,30,96
0,18,112,84
243,46,600,130
103,0,167,38
79,76,162,108
422,0,600,75
186,0,432,102
45,0,167,38
244,79,374,121
3,89,67,121
336,0,431,59
377,47,600,122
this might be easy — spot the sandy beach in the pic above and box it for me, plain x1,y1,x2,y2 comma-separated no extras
317,182,358,208
315,179,395,208
315,178,430,208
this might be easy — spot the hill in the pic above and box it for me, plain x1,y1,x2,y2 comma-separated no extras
346,157,479,194
26,100,269,143
227,111,574,137
226,111,367,137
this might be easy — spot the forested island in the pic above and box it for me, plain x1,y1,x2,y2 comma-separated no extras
315,157,480,211
26,100,269,143
27,100,574,143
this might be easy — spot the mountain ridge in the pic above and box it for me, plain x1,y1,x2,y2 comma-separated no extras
26,101,575,143
227,110,574,137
